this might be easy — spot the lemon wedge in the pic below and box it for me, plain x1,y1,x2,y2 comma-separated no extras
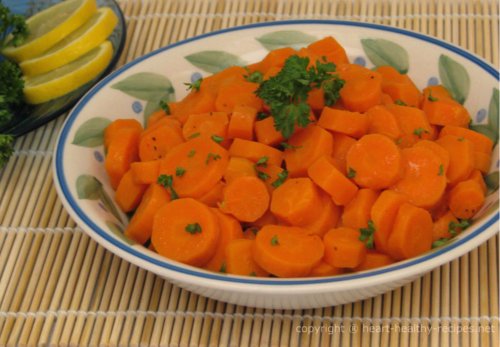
23,41,113,104
2,0,98,62
19,7,118,77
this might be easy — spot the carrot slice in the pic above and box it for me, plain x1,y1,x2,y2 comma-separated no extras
439,125,493,154
182,112,229,142
432,210,459,241
169,90,216,124
200,66,247,95
249,210,278,229
198,180,225,207
270,177,323,226
340,76,383,113
393,146,447,208
243,227,259,240
341,189,379,230
215,80,263,112
204,208,244,272
115,170,148,212
422,98,470,127
345,134,402,189
414,140,450,173
323,227,367,268
223,157,257,184
130,160,160,185
436,135,475,186
253,225,324,277
158,137,229,198
318,107,369,138
152,198,220,267
302,191,341,237
139,124,184,161
386,104,433,147
421,85,453,103
386,203,433,260
468,169,487,194
366,105,402,140
254,116,285,146
255,163,287,194
125,183,170,244
448,179,485,219
104,119,143,149
284,125,333,177
105,128,141,189
307,36,349,65
252,47,297,73
354,252,394,271
225,239,269,277
474,151,492,174
229,138,283,166
331,133,357,175
221,176,270,222
371,190,408,253
227,105,257,141
309,261,344,277
376,66,422,107
146,110,167,128
307,155,358,206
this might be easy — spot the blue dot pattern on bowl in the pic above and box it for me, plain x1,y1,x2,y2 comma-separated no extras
132,101,143,113
427,77,439,86
476,108,487,123
94,151,104,163
353,56,366,67
191,72,203,83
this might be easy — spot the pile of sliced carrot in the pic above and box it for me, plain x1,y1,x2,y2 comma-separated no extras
103,36,492,278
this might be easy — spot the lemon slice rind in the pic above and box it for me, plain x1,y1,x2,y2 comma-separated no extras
2,0,98,62
23,41,113,105
19,7,118,77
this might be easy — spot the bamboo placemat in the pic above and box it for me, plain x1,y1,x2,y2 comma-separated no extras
0,0,499,346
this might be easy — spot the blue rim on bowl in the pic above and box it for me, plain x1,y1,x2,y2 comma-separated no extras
54,20,499,291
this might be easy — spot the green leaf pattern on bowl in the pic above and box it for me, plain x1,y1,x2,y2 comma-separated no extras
361,38,409,74
256,31,317,50
72,117,111,147
438,54,470,104
185,51,246,73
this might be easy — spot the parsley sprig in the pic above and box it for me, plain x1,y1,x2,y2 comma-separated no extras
359,220,376,249
256,55,344,138
157,174,179,199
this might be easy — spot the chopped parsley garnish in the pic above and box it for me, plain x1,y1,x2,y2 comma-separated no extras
157,174,179,200
249,271,257,276
255,156,269,167
271,169,288,188
280,142,303,150
211,135,224,144
432,238,449,248
175,167,186,177
256,112,269,120
245,70,263,83
219,262,227,273
413,127,429,138
205,152,222,164
448,219,471,236
394,99,407,106
438,164,444,176
159,99,170,114
185,223,202,234
347,167,356,178
255,55,344,139
359,220,376,249
270,235,280,246
187,149,196,158
427,90,438,102
188,132,201,139
184,77,202,92
256,170,270,181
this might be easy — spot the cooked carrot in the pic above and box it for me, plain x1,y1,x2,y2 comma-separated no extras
436,135,475,186
130,160,160,185
249,210,278,229
323,227,367,268
255,163,287,194
474,151,492,174
341,189,379,230
221,176,270,222
309,261,344,277
254,116,285,146
252,225,324,277
381,93,393,105
371,190,408,253
448,179,485,219
104,119,143,149
422,98,471,127
182,112,229,142
376,66,421,107
340,75,383,113
284,125,333,177
307,155,358,206
145,116,183,135
386,203,433,260
169,90,216,124
432,210,459,241
317,107,369,138
204,208,244,272
152,198,220,266
223,157,257,183
198,180,225,207
105,128,141,189
229,138,283,166
307,87,326,113
336,63,378,82
366,105,402,140
243,227,259,240
270,177,323,226
306,36,349,65
414,140,450,173
215,80,263,112
200,66,247,95
302,191,341,236
439,125,493,154
224,239,269,277
468,169,487,194
354,252,394,272
125,183,171,244
346,134,402,189
146,110,167,128
139,124,184,161
331,133,357,175
158,137,229,198
393,146,447,208
227,105,257,141
115,170,148,212
251,47,297,73
385,104,433,147
421,85,453,103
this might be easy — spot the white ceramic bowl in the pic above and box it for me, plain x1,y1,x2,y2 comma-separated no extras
53,20,499,309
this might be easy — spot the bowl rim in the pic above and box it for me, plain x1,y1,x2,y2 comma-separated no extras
53,19,499,293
